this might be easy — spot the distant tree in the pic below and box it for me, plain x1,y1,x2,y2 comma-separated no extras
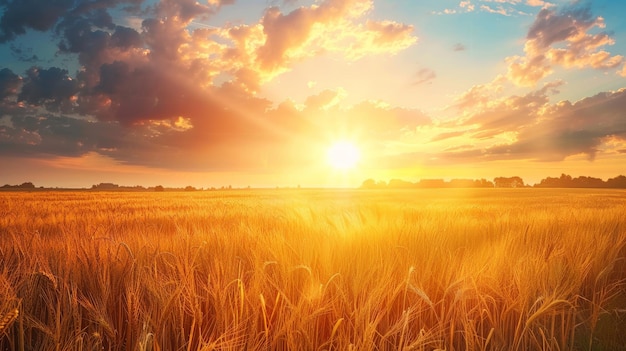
572,176,604,188
360,179,377,189
418,179,446,188
606,175,626,188
19,182,35,189
92,183,119,190
559,174,573,185
512,177,524,187
494,176,524,188
154,185,165,192
536,176,560,188
388,179,414,188
474,179,495,188
184,186,196,191
448,179,476,188
536,174,570,187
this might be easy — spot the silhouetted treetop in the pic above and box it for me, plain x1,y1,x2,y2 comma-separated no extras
360,174,626,189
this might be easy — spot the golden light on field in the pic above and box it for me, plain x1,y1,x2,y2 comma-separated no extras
326,141,360,171
2,190,626,350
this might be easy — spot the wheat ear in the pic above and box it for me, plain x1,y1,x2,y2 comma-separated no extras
0,308,19,333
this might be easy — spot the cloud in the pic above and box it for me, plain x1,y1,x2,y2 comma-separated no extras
449,74,507,111
154,0,234,22
453,43,466,51
0,68,21,99
0,0,144,43
481,0,550,7
344,100,431,137
364,20,415,47
18,67,79,112
0,85,432,171
413,68,436,86
488,89,626,161
526,0,549,6
0,113,130,158
430,131,467,143
0,0,420,172
462,80,563,138
460,1,475,12
251,0,416,80
438,86,626,163
480,4,511,16
437,1,534,16
436,1,475,15
304,89,347,111
507,5,625,86
0,0,74,43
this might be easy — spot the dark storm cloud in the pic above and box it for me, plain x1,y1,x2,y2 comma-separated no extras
17,67,78,109
0,0,74,42
0,68,21,99
0,0,144,43
58,20,110,55
111,25,141,49
71,0,143,15
0,114,129,158
92,60,213,125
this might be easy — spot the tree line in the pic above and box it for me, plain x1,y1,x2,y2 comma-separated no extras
0,182,239,191
361,174,626,189
3,174,626,191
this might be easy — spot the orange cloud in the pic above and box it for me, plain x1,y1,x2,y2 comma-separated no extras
437,85,626,163
507,6,624,86
526,0,549,6
449,74,506,112
214,0,416,88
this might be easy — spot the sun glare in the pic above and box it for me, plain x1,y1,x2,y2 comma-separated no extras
327,141,360,170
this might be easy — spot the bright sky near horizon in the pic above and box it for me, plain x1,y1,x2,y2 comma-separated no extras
1,0,626,188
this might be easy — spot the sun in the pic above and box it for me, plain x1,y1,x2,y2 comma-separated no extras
327,141,360,170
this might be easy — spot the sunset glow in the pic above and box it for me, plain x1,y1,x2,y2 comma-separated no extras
3,2,626,348
327,141,360,171
1,0,626,188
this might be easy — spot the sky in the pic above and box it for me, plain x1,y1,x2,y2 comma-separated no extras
1,0,626,188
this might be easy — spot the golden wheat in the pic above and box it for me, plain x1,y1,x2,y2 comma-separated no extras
0,308,19,333
0,188,625,350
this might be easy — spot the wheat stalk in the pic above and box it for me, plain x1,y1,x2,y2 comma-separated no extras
0,308,19,333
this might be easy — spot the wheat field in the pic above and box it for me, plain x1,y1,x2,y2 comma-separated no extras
1,188,625,350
